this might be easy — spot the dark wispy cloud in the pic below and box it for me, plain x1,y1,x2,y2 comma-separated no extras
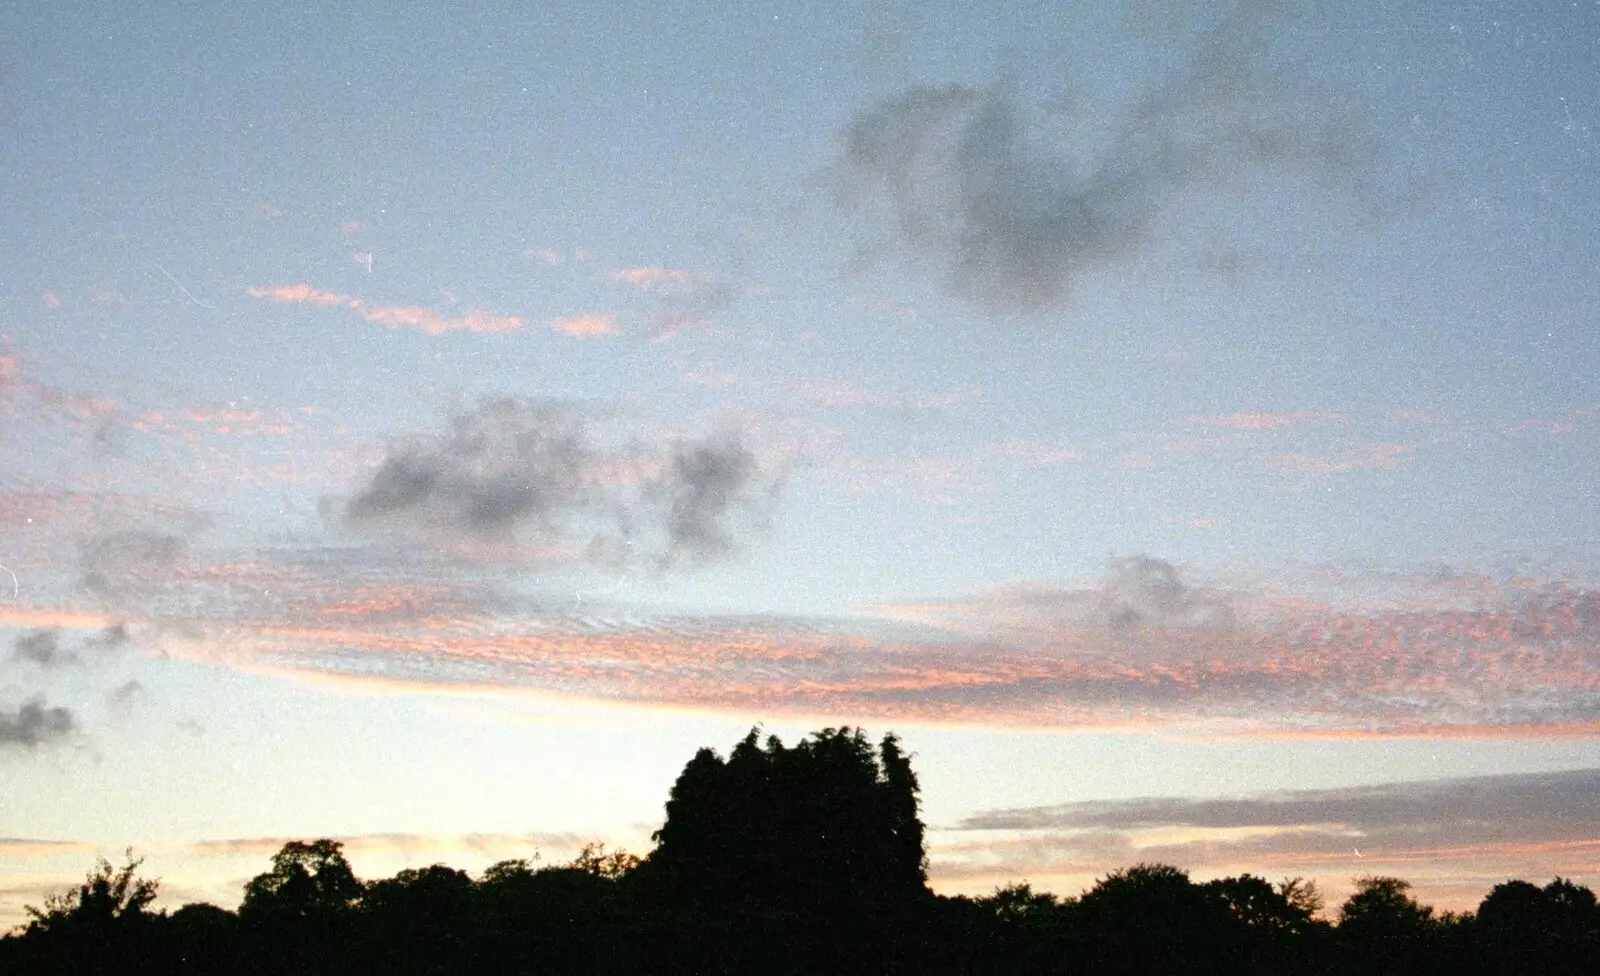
338,399,780,570
830,4,1369,314
0,699,76,750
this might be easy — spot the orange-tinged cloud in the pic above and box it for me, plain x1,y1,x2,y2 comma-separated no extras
549,313,615,337
87,546,1600,737
246,283,350,307
247,283,526,335
1275,442,1413,478
1186,410,1345,430
608,266,712,292
186,831,581,859
0,839,95,856
0,607,119,632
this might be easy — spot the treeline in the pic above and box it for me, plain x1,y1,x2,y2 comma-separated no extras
4,727,1598,974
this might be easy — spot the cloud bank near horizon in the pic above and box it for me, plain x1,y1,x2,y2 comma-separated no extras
932,767,1600,911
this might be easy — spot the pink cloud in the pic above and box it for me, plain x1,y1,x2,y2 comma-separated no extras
86,538,1600,739
1274,442,1413,478
794,380,977,411
1512,408,1596,435
41,292,61,309
246,283,351,308
181,406,298,437
359,305,526,336
985,438,1084,465
607,266,713,292
549,313,616,338
246,283,526,336
680,369,738,388
1385,407,1450,426
1186,410,1346,430
1160,514,1217,528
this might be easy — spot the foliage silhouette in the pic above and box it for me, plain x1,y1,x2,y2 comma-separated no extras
24,851,158,934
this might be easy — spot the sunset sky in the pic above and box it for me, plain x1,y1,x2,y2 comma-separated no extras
2,0,1598,922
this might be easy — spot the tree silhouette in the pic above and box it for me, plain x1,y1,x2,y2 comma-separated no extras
1076,863,1234,975
241,839,362,920
1335,875,1444,975
1474,877,1600,975
24,851,158,934
638,726,931,973
13,852,162,974
354,864,475,976
239,839,362,975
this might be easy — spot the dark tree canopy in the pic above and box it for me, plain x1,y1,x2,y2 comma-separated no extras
645,727,926,904
638,726,930,972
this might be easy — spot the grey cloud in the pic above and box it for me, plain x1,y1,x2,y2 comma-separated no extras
940,769,1600,903
1100,555,1233,630
0,698,76,749
342,399,780,569
961,768,1600,847
80,529,188,596
882,556,1237,637
346,400,592,538
659,439,764,567
13,629,71,668
109,680,144,706
12,625,130,669
830,5,1369,314
652,278,740,338
90,622,131,649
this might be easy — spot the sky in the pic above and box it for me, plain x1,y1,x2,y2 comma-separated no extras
1,0,1598,922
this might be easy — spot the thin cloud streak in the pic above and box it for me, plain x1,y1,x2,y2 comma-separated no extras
1185,410,1346,430
186,831,587,859
246,283,526,336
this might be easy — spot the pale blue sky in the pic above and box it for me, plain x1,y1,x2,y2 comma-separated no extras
2,0,1598,919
